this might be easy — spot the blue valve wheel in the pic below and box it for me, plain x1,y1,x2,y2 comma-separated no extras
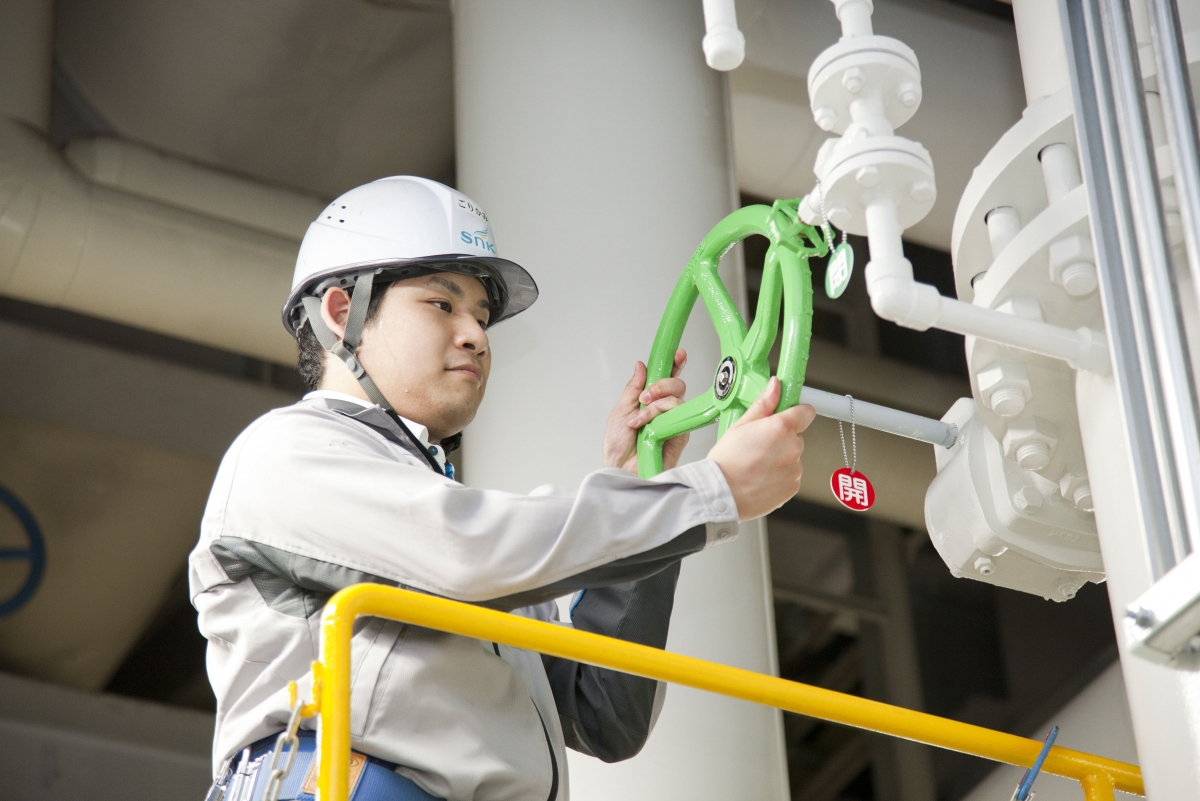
0,484,46,617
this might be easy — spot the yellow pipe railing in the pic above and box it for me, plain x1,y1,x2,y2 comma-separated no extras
309,584,1141,801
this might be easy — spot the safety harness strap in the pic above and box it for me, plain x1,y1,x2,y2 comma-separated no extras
300,275,458,471
299,274,394,412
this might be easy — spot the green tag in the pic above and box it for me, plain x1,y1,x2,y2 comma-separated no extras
825,242,854,299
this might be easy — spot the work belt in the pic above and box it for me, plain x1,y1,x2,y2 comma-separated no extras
204,729,442,801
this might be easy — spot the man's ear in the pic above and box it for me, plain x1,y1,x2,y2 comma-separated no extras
320,287,352,341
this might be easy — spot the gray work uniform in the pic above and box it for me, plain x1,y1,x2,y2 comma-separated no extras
188,393,740,801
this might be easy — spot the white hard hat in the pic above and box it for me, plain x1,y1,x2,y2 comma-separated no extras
281,176,537,337
282,176,538,420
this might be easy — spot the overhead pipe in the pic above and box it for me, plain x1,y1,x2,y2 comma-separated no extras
0,121,309,365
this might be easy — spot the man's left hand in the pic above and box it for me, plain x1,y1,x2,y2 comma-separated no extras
603,349,690,474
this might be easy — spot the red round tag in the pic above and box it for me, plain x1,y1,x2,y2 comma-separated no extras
831,467,874,511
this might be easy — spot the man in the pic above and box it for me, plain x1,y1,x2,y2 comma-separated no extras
191,176,815,801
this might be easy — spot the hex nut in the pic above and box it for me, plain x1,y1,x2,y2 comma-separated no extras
1002,416,1058,472
974,556,995,576
1056,577,1080,601
828,206,852,228
910,180,935,203
1013,485,1043,512
1059,462,1094,513
856,165,880,187
842,67,864,93
898,81,920,108
976,360,1032,418
814,106,838,131
1049,234,1097,296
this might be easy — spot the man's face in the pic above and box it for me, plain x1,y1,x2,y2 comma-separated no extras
353,272,492,440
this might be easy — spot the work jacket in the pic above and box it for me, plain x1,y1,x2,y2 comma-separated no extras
188,392,741,801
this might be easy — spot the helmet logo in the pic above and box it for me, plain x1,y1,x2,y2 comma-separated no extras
461,229,497,254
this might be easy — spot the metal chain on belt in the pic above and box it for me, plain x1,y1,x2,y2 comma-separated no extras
262,677,320,801
262,698,304,801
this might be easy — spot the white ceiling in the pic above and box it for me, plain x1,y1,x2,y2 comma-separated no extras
54,0,1024,252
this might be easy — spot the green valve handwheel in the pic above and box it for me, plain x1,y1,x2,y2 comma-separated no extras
637,199,828,478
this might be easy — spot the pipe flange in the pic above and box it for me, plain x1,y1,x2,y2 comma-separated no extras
815,135,936,234
807,35,922,134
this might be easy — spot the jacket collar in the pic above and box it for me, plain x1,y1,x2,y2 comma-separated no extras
303,391,449,472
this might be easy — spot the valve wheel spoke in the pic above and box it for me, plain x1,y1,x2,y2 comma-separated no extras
636,201,826,477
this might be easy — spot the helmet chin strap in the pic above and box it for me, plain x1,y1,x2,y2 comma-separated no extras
301,272,461,465
301,272,395,411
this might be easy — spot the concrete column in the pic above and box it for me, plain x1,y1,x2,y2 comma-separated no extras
868,522,936,801
453,3,788,799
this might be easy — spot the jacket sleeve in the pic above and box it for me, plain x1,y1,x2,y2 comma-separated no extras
193,405,738,607
539,564,681,762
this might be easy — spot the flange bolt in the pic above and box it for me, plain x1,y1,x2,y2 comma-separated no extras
856,165,880,187
910,180,935,203
828,206,852,228
1002,417,1057,472
990,386,1026,418
1015,440,1051,471
842,67,864,93
974,556,995,576
814,106,838,131
1061,262,1098,297
898,81,920,108
1073,482,1094,513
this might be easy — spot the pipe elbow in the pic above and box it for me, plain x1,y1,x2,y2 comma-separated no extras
865,267,940,331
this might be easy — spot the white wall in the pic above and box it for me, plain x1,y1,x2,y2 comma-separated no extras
962,661,1138,801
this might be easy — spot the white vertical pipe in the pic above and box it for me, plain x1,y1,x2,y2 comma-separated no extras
833,0,875,38
0,0,53,131
701,0,746,71
1012,0,1071,105
1076,370,1200,799
453,3,788,800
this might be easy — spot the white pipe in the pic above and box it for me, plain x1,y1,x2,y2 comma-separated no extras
0,119,301,364
1011,0,1071,105
701,0,745,71
832,0,874,38
800,385,958,448
64,137,324,241
862,198,1110,372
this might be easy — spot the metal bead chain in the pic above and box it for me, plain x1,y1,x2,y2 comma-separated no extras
837,395,857,475
814,180,849,249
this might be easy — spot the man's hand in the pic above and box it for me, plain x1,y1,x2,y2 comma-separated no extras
603,349,690,474
707,377,816,520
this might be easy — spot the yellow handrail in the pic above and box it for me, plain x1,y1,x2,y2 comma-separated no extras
310,584,1141,801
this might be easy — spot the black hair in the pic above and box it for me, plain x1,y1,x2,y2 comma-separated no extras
296,283,392,391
